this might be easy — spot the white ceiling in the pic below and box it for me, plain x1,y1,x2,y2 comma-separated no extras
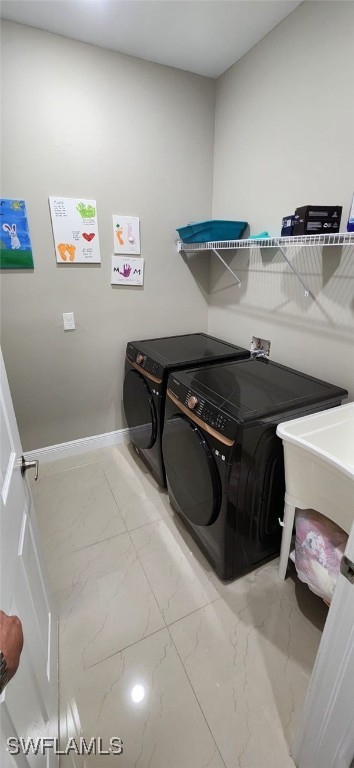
1,0,302,79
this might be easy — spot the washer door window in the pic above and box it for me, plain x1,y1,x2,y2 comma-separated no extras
163,414,221,526
123,369,157,449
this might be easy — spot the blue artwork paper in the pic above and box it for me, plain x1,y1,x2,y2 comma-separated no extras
0,199,34,269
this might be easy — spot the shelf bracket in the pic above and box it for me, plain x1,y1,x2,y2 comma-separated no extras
211,248,241,287
274,239,310,298
177,242,241,287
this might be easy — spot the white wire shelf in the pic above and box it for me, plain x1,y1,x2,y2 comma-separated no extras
178,232,354,297
177,232,354,252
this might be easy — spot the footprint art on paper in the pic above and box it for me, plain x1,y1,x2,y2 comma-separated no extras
57,243,76,262
127,222,135,245
112,215,140,255
115,224,124,246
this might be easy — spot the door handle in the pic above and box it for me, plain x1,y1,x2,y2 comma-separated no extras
20,456,39,481
340,555,354,585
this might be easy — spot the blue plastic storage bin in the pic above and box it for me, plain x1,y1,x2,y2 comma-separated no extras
176,220,248,243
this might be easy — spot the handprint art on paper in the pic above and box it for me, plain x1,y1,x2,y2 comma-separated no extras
122,263,132,278
76,202,96,219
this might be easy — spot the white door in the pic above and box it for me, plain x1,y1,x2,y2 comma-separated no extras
0,349,58,766
293,521,354,768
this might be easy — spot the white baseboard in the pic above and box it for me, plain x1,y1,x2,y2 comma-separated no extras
24,427,131,464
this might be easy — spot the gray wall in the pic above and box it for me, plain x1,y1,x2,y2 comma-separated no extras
1,21,215,450
209,1,354,398
2,3,354,452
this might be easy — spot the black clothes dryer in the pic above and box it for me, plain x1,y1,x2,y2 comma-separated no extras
162,357,347,580
123,333,250,487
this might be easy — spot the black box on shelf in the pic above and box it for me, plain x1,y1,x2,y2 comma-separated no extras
293,205,342,235
281,215,294,236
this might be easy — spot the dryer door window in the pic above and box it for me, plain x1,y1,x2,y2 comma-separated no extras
163,414,221,526
123,369,157,449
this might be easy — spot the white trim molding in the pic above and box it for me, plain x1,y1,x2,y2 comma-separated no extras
24,427,131,464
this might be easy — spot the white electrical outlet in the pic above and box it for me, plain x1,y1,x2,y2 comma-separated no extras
63,312,75,331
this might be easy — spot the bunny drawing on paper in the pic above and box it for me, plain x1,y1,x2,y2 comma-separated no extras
3,223,21,249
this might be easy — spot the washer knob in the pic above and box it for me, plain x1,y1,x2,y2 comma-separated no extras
187,395,198,410
136,354,144,365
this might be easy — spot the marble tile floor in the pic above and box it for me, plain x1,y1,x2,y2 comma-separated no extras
32,444,328,768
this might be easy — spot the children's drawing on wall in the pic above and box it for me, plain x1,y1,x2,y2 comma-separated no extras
111,255,144,286
57,243,77,262
76,201,96,219
0,199,34,269
112,215,140,255
49,197,101,263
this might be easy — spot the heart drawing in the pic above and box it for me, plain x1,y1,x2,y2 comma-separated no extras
82,232,95,242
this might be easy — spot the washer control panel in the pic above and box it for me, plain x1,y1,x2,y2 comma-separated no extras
168,378,234,441
185,389,231,432
126,344,163,380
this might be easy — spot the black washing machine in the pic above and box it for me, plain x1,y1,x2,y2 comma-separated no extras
162,357,347,580
123,333,250,487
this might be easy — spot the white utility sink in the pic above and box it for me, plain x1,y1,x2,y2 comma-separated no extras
276,402,354,579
